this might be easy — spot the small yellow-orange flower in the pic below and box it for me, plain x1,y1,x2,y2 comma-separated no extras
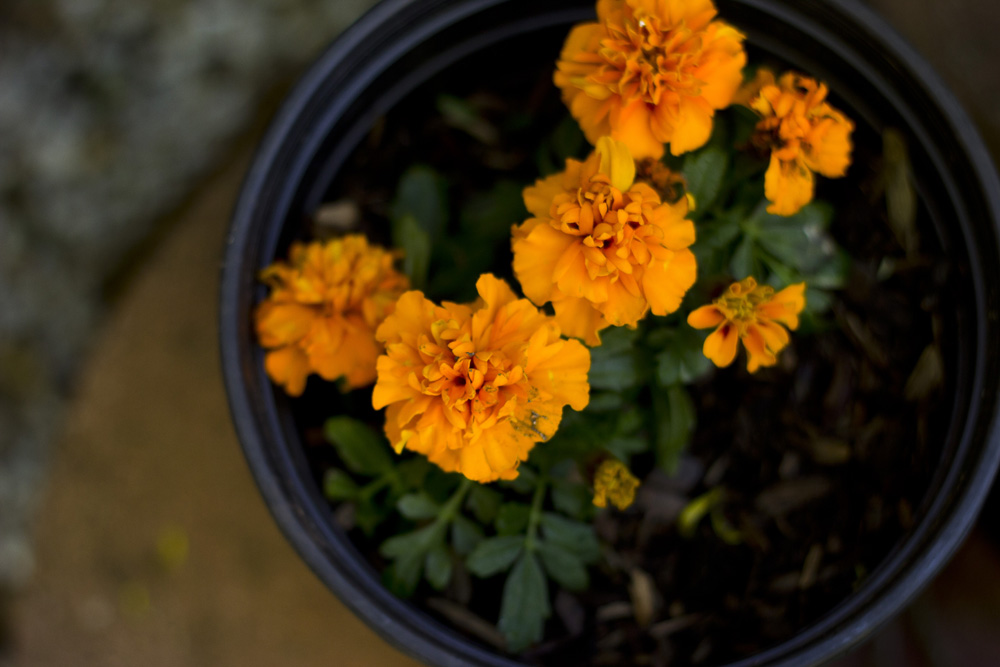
372,274,590,483
747,71,854,216
593,459,640,510
254,235,408,396
555,0,746,159
687,277,805,372
512,137,697,345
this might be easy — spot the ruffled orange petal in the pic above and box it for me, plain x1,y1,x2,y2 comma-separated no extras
764,155,814,216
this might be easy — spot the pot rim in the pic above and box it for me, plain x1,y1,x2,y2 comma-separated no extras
219,1,1000,665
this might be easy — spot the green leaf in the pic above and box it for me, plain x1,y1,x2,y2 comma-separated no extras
729,234,756,280
539,513,600,564
605,435,649,462
425,545,453,591
467,535,525,577
380,523,444,559
390,165,447,240
437,94,499,145
392,214,432,290
654,327,713,386
451,516,484,556
588,326,643,391
384,550,423,597
551,115,585,162
496,503,531,536
502,466,538,495
683,146,729,215
324,417,394,476
498,553,551,652
537,541,589,592
551,479,590,519
354,502,385,536
466,485,503,524
586,392,625,412
653,384,696,474
322,468,358,501
397,458,432,490
397,493,440,520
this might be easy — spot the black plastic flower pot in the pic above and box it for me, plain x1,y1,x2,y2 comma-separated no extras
219,0,1000,665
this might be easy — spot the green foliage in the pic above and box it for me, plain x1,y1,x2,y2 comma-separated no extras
652,383,697,474
392,214,431,289
498,553,551,652
653,327,714,386
467,535,526,577
536,115,586,176
496,503,531,536
390,165,448,290
537,541,589,591
588,326,645,391
323,469,359,501
539,513,601,564
324,416,394,476
683,146,729,218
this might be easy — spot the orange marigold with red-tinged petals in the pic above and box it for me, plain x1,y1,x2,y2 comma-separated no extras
372,274,591,483
687,277,805,373
555,0,747,159
746,71,854,216
254,235,408,396
512,136,697,345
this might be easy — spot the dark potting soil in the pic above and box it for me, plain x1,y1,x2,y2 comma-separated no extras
283,30,953,667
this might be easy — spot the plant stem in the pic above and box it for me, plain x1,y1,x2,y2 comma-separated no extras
441,477,475,521
524,477,547,552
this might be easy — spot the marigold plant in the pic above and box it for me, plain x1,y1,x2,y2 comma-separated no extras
512,136,697,345
745,70,854,215
255,235,408,395
555,0,746,159
372,274,591,482
253,0,871,653
687,277,806,372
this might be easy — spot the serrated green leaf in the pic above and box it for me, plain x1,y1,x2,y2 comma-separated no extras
683,147,728,216
586,392,625,412
467,485,503,523
498,553,550,652
392,214,432,290
467,535,525,577
502,466,538,495
451,516,484,556
605,435,649,462
730,234,756,280
537,541,589,591
551,479,590,519
496,503,531,536
655,327,713,386
653,384,696,474
322,468,358,501
539,513,600,564
390,165,447,240
324,417,394,476
384,550,423,597
397,493,440,520
380,523,444,559
588,326,642,391
425,545,453,590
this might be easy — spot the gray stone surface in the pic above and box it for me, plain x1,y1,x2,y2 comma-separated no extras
0,0,376,591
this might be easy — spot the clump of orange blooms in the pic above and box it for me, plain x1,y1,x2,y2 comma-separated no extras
744,70,854,215
555,0,746,160
371,274,591,482
512,137,697,345
254,235,408,396
687,277,806,372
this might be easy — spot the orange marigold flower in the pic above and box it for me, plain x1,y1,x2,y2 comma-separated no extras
555,0,747,159
687,277,806,372
593,459,640,510
512,137,697,345
372,274,591,483
254,235,408,396
747,71,854,216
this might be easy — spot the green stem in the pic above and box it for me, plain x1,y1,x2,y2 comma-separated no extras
524,477,547,552
358,474,394,502
441,478,475,521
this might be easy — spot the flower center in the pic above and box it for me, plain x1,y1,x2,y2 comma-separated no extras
415,320,529,427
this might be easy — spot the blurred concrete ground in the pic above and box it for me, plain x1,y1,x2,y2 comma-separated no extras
3,0,1000,666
